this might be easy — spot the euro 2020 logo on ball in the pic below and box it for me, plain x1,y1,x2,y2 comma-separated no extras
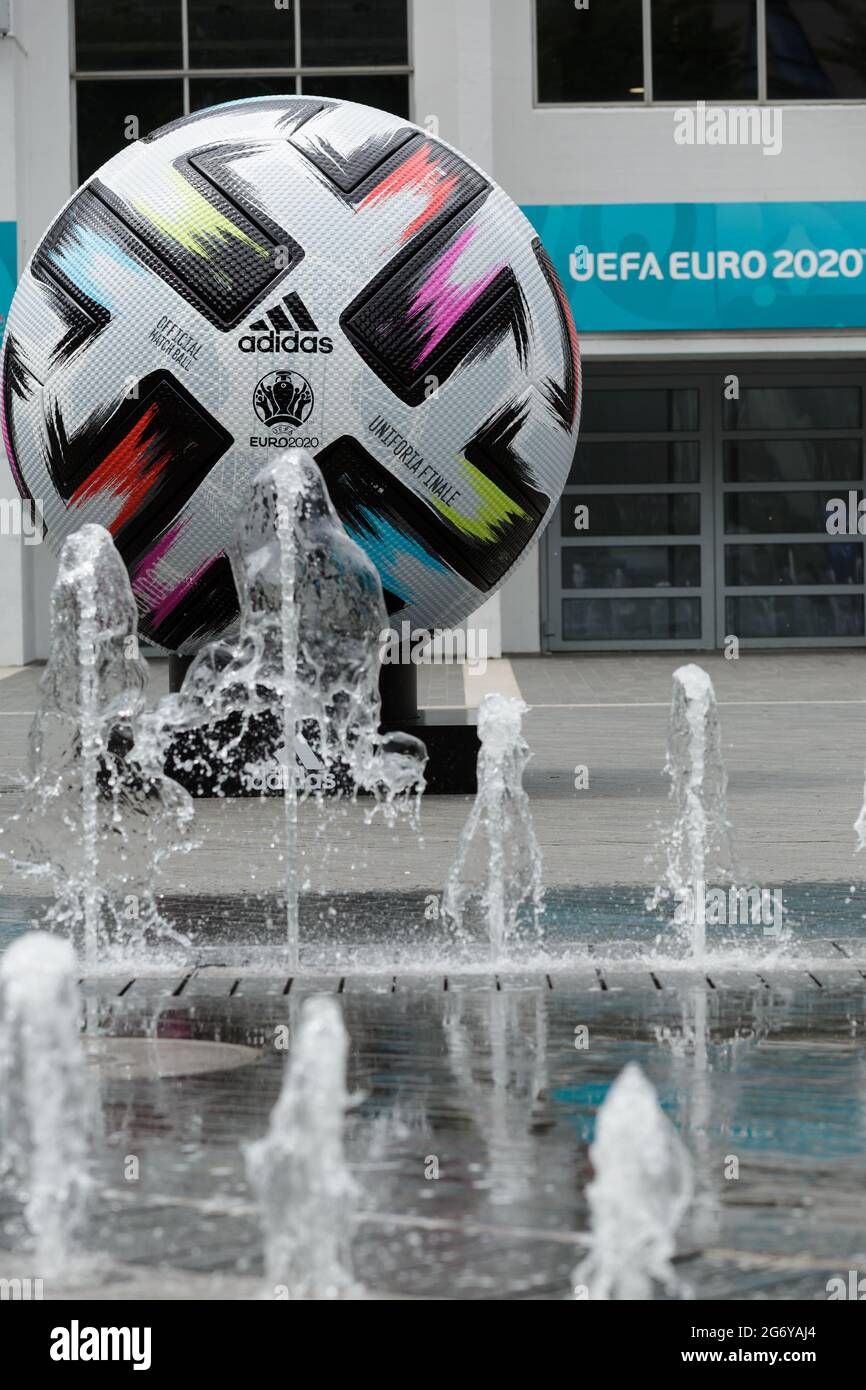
254,370,315,429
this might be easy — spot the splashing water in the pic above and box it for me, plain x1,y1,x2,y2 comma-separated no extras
573,1062,693,1301
442,693,543,961
0,933,91,1272
2,525,193,967
854,760,866,855
141,450,426,970
245,995,360,1299
650,664,735,957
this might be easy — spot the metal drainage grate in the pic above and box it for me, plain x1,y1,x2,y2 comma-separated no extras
77,964,866,999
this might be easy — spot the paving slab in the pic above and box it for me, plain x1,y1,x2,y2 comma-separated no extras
0,653,864,892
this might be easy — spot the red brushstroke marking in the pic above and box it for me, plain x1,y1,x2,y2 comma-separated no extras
552,267,580,424
71,404,172,533
359,142,459,245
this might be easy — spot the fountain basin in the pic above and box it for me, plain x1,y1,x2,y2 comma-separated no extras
2,893,865,1300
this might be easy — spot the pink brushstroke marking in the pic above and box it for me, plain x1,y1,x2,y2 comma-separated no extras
409,224,505,370
131,517,189,614
150,551,224,629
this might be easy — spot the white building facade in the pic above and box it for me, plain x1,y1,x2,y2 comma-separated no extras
2,0,865,661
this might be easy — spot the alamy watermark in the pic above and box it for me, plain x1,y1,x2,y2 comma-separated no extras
674,881,784,938
0,1275,43,1299
826,492,866,534
673,101,783,157
0,497,44,544
379,621,487,673
50,1321,151,1370
827,1269,866,1299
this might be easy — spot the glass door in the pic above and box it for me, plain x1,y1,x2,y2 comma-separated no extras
714,372,866,646
546,375,716,650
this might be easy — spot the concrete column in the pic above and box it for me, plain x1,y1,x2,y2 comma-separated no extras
0,0,72,663
0,12,26,664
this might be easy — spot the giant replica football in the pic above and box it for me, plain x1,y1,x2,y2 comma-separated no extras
1,97,580,653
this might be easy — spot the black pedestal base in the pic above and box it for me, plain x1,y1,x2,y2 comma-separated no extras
382,709,479,795
164,656,479,797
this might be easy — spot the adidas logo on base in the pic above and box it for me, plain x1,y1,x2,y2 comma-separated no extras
238,292,333,354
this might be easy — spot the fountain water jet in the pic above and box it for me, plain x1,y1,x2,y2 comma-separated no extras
573,1062,693,1301
275,461,302,971
650,664,735,957
0,933,90,1272
144,450,426,969
2,524,193,968
442,693,543,961
245,995,360,1299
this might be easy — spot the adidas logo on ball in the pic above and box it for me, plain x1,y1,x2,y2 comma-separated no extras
238,292,333,354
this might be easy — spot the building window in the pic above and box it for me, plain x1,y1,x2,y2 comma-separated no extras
535,0,644,103
73,0,411,183
536,0,865,103
767,0,866,100
651,0,757,101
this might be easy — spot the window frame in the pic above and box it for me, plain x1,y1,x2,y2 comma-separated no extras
69,0,414,186
533,0,866,109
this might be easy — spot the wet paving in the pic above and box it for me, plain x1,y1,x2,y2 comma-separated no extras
2,886,866,1300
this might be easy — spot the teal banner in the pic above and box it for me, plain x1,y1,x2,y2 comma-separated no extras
0,222,16,332
521,202,866,333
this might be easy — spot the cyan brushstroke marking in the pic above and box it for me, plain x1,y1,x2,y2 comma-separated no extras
347,508,450,607
48,223,143,312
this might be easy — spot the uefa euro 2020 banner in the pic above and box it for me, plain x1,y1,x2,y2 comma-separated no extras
0,223,16,335
521,201,866,334
3,202,863,336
